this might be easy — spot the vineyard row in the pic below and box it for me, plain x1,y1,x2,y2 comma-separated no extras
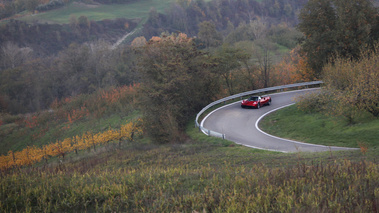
0,119,143,171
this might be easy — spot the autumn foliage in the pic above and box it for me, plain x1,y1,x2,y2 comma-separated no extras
49,83,140,121
0,119,142,171
296,46,379,123
0,83,143,170
272,47,316,84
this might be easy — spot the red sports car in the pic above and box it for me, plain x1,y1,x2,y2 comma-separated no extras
241,96,271,109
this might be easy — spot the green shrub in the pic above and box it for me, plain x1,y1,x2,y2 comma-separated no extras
0,113,22,125
295,90,331,113
323,46,379,118
297,46,379,124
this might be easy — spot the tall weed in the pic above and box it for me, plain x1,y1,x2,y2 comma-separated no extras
1,153,377,212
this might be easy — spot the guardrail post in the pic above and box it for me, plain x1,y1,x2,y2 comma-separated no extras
208,130,210,136
222,134,225,140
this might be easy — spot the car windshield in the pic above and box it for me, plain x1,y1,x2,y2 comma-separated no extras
248,96,259,101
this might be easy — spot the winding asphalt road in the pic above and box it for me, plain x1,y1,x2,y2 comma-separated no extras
202,88,358,153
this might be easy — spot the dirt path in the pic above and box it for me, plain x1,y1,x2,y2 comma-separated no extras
112,29,137,49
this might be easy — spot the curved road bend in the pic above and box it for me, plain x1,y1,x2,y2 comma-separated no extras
202,88,358,153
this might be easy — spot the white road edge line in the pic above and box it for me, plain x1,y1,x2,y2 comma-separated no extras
200,88,319,130
200,102,289,153
200,89,319,152
232,142,290,153
200,88,358,152
255,104,359,150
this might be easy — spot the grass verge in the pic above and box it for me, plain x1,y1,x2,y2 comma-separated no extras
259,104,379,152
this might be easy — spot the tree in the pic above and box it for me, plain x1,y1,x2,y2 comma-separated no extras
333,0,377,59
137,33,220,143
78,16,90,29
131,36,147,48
57,43,90,96
116,45,141,86
167,3,188,33
87,40,117,89
298,0,337,78
0,56,53,113
224,22,251,44
252,39,276,88
314,46,379,122
213,44,250,94
0,42,33,70
77,15,91,36
271,46,314,85
249,18,267,40
25,0,39,12
298,0,378,78
69,15,78,29
197,21,223,49
142,8,167,39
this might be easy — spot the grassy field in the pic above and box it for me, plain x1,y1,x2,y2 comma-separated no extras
16,0,207,24
0,86,140,155
0,122,377,212
0,112,139,155
259,104,379,151
18,0,176,24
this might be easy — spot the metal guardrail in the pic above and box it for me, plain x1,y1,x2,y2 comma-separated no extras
195,81,324,139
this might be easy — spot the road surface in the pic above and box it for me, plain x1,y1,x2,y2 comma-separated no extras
201,88,358,153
